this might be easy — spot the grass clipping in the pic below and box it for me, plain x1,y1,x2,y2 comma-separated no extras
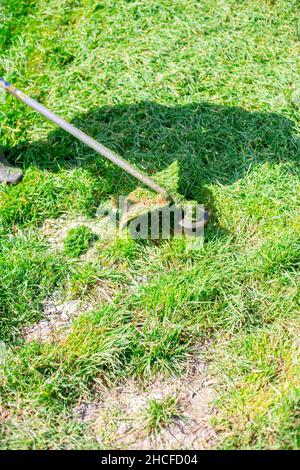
121,161,187,225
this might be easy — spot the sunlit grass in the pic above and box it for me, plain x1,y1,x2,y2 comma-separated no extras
0,0,299,450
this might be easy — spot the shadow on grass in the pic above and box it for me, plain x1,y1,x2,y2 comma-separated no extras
3,101,300,230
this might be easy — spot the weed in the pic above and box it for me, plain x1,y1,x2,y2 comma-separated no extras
144,395,181,434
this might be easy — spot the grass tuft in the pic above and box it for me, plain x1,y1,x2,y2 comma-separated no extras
144,395,181,434
63,225,96,258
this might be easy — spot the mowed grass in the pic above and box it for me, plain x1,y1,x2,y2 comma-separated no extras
0,0,300,449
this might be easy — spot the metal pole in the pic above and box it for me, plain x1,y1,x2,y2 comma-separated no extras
0,78,168,197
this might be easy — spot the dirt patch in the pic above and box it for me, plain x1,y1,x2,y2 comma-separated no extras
74,355,217,450
42,212,118,254
24,211,123,343
22,280,118,343
22,298,83,343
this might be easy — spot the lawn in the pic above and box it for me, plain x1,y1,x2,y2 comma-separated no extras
0,0,299,449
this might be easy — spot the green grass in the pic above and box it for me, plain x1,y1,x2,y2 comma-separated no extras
0,232,69,342
0,168,109,231
212,323,300,449
144,395,181,434
66,261,127,299
0,0,300,450
63,225,96,257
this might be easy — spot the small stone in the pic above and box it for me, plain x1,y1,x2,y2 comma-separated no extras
57,300,81,318
0,155,23,185
118,422,132,435
60,312,69,321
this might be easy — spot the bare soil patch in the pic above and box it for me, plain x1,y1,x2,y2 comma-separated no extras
75,354,217,450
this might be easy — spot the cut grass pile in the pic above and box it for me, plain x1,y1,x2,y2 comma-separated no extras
0,0,299,449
